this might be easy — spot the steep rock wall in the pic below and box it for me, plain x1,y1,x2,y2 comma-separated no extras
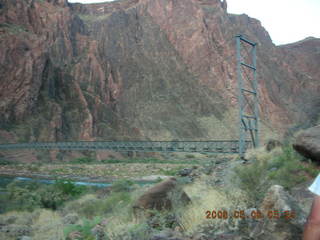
0,0,319,156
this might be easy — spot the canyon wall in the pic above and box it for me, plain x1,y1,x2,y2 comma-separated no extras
0,0,319,160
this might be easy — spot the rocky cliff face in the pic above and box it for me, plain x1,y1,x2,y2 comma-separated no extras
0,0,319,152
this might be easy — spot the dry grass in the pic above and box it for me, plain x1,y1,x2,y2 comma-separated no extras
102,186,151,239
32,209,64,240
244,146,283,162
176,181,247,235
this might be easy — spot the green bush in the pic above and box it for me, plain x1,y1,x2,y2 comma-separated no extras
3,179,87,212
301,163,319,178
0,158,13,165
38,185,67,210
40,179,87,210
54,179,87,197
233,159,270,206
267,146,314,189
6,181,42,211
233,145,318,206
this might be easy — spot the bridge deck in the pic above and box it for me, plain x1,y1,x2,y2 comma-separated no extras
0,140,252,154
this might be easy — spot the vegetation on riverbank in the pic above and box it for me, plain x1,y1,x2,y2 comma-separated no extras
233,145,318,206
0,145,318,239
0,156,204,180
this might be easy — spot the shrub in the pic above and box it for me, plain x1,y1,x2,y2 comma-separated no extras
53,179,87,197
232,158,270,206
6,181,42,211
267,146,312,189
3,179,87,212
101,192,131,214
0,158,13,165
111,179,134,192
233,145,318,207
71,157,95,164
38,186,66,210
67,191,132,218
64,216,102,240
39,179,87,210
145,209,179,230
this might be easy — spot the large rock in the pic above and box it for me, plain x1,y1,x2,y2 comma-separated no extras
293,125,320,162
265,139,283,152
248,185,304,240
133,177,191,215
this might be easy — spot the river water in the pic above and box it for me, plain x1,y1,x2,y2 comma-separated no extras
0,175,157,192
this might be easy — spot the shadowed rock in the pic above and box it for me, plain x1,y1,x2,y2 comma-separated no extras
293,125,320,163
133,177,191,216
248,185,304,240
265,139,282,152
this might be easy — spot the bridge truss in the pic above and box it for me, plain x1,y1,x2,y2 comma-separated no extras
0,140,253,154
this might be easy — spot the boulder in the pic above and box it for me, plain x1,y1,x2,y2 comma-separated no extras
249,185,304,240
91,224,105,240
133,177,191,216
293,125,320,162
265,139,282,152
178,168,193,177
67,231,82,240
260,185,305,225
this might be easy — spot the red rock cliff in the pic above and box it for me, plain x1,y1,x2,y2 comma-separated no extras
0,0,319,148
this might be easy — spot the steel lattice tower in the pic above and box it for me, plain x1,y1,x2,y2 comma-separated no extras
236,35,259,158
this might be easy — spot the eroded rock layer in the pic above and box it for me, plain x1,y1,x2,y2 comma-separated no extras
0,0,319,154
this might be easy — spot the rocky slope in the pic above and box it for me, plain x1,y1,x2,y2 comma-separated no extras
0,0,319,160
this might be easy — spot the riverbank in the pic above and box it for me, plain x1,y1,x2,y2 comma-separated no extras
0,161,199,182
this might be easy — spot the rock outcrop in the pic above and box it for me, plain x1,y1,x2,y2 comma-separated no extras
293,125,320,162
0,0,320,161
133,177,190,215
248,185,304,239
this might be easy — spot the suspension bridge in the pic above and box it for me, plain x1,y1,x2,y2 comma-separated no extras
0,35,259,157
